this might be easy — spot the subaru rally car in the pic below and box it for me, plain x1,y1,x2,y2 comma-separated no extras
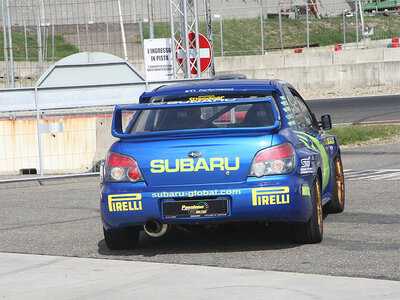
100,79,345,249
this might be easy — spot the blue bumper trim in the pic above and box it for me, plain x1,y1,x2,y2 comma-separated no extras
101,175,314,229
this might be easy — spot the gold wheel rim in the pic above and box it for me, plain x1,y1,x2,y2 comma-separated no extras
316,180,323,233
336,158,344,205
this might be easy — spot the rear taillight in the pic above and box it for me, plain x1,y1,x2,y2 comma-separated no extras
105,152,143,182
249,143,296,177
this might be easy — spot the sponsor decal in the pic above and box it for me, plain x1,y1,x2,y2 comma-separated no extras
189,95,225,101
108,194,142,212
280,97,296,126
147,98,237,106
300,156,315,174
324,137,335,145
181,201,209,215
152,189,241,198
252,187,290,206
163,199,228,218
185,88,234,93
295,131,330,192
285,113,294,120
150,157,240,173
302,185,311,196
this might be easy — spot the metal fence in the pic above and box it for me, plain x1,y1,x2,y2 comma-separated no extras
1,0,170,88
213,1,400,56
2,0,400,88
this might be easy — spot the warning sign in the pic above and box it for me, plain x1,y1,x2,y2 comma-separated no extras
144,38,173,81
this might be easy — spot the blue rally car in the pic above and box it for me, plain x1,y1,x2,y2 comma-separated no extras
100,79,345,249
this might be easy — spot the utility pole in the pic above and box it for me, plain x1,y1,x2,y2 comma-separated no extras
117,0,128,61
5,0,14,87
205,0,215,76
358,0,366,48
147,0,154,39
39,0,45,25
1,0,10,87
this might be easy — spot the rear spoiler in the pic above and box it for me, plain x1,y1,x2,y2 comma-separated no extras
112,97,280,139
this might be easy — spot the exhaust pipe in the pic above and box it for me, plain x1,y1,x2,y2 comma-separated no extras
144,220,169,237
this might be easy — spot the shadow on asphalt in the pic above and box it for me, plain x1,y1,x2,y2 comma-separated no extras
97,222,303,257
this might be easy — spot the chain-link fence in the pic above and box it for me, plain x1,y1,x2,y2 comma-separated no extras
213,1,400,56
1,0,168,88
1,0,400,88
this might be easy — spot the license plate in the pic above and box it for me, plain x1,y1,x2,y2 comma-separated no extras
162,199,229,219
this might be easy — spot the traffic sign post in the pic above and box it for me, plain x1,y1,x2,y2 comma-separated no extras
176,32,212,75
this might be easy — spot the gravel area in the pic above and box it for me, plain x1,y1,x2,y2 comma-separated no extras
340,136,400,148
299,86,400,100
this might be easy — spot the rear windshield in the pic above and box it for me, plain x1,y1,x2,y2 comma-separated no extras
128,102,276,134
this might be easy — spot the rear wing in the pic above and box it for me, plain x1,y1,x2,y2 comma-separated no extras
112,97,281,139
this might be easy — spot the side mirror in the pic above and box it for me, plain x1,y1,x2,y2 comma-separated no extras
320,115,332,130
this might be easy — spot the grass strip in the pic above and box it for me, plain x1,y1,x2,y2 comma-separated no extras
0,32,79,61
143,14,400,56
327,125,400,146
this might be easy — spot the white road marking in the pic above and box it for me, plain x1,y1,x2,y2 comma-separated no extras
370,172,400,180
344,169,400,181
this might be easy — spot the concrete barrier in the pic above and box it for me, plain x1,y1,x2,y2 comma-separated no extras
0,115,98,175
214,47,400,89
283,51,333,68
4,46,399,90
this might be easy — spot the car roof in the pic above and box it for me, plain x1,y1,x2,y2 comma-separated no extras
140,79,290,102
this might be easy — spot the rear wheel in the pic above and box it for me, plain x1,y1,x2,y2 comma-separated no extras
103,226,140,250
324,155,345,213
292,177,323,244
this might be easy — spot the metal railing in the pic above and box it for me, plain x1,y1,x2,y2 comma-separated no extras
2,1,400,89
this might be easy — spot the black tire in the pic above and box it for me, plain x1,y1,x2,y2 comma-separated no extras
324,155,345,213
103,226,140,250
292,177,323,244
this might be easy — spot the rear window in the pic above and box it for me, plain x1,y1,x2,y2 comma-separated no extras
128,102,276,133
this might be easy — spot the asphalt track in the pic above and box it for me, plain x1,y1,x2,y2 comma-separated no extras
0,96,399,298
306,94,400,125
0,141,399,298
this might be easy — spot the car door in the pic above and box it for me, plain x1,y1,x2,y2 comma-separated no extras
283,86,330,193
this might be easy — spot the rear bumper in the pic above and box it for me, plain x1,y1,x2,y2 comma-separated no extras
101,175,314,230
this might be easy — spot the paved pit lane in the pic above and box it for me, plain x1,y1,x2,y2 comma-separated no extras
0,142,399,281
